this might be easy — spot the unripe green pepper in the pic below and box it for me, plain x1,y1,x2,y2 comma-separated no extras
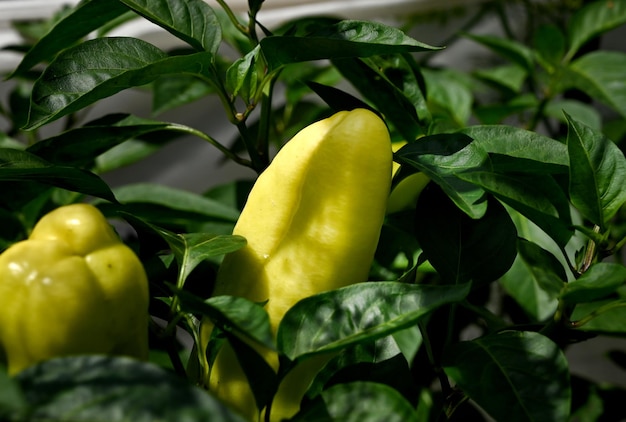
0,203,149,375
201,109,392,421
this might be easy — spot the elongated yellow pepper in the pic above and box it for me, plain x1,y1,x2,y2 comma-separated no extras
202,108,392,421
0,203,149,375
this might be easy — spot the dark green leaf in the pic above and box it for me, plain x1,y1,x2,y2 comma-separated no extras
332,57,425,142
443,331,571,422
459,125,568,173
306,81,372,113
516,238,567,298
414,186,517,285
561,263,626,305
534,24,566,64
120,0,222,54
0,148,116,202
176,291,274,350
568,51,626,119
113,183,240,222
293,381,419,422
277,282,470,361
457,172,573,247
9,0,130,77
25,38,215,130
261,20,441,70
0,367,28,419
395,133,489,219
473,64,528,94
26,114,172,167
566,113,626,229
566,0,626,61
13,355,247,422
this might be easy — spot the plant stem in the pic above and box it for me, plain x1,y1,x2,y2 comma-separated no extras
214,0,249,36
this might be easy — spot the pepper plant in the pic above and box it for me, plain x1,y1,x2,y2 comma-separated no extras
1,0,626,421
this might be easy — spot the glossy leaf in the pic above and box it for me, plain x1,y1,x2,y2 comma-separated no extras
261,20,440,70
113,183,240,222
457,172,573,247
177,292,274,350
569,51,626,119
570,299,626,333
414,186,518,285
332,57,424,142
12,356,247,422
394,133,489,219
0,148,116,202
25,38,215,130
459,125,568,173
156,229,246,285
422,68,473,128
443,331,571,422
152,74,215,115
9,0,130,77
293,381,419,422
516,238,567,298
566,113,626,229
26,114,172,168
566,0,626,61
561,263,626,305
277,282,470,361
120,0,222,54
226,45,260,103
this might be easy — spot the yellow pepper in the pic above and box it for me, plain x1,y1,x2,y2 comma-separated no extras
201,108,392,421
387,141,430,213
0,203,149,375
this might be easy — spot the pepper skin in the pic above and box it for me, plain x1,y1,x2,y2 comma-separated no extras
387,141,430,214
0,203,149,375
201,108,392,421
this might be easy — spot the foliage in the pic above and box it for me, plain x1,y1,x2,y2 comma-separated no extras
1,0,626,420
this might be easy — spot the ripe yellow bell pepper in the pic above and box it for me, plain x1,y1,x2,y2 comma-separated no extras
0,203,149,375
201,108,393,421
387,140,430,213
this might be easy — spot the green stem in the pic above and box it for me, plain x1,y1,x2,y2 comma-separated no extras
214,0,249,36
570,300,626,328
418,320,452,397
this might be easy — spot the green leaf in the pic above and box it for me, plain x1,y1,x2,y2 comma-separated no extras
394,133,489,219
113,183,240,222
26,114,173,168
278,282,470,361
456,172,573,247
561,263,626,305
443,331,571,422
0,148,116,202
152,74,215,115
120,0,222,54
160,230,246,284
473,64,528,94
464,33,535,72
566,0,626,61
12,355,247,422
568,51,626,119
570,298,626,333
0,367,28,420
226,45,260,103
566,113,626,229
422,68,473,128
261,20,441,70
534,24,566,65
414,186,518,285
544,99,602,131
331,57,425,142
9,0,131,77
292,381,419,422
516,238,567,298
459,125,569,173
25,37,215,130
176,292,274,350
